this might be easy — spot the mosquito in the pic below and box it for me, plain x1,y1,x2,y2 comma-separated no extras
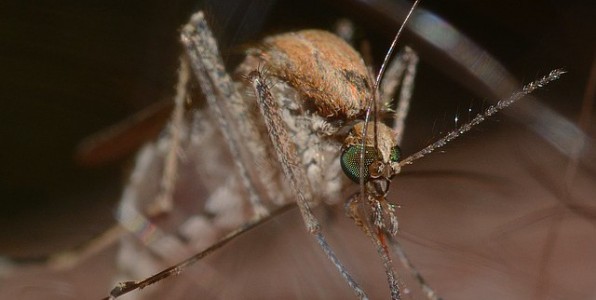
102,1,565,299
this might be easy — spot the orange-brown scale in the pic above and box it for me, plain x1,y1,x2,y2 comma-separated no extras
256,30,373,119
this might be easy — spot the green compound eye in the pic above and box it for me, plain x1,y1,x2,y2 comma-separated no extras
340,145,379,183
390,145,401,163
340,145,402,183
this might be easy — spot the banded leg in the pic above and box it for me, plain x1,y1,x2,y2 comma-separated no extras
248,70,368,299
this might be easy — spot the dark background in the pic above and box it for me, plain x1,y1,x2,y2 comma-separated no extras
0,0,594,299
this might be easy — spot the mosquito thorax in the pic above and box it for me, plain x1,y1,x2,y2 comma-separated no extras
340,122,401,184
254,29,373,119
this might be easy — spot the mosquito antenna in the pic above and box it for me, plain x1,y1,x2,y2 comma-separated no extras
374,0,420,91
398,69,566,167
371,0,420,144
359,0,420,195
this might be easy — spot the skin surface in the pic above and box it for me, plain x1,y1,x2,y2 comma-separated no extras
0,0,593,299
2,125,595,300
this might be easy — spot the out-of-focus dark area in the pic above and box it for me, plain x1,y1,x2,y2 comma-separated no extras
0,0,197,258
0,0,594,299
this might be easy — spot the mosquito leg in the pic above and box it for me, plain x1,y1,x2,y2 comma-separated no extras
380,49,407,106
146,58,191,216
378,46,439,298
181,11,271,218
109,93,261,299
380,47,419,145
115,142,196,274
247,70,369,299
105,203,296,300
389,238,442,300
110,60,196,282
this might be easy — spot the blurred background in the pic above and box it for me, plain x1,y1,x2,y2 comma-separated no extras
0,0,594,299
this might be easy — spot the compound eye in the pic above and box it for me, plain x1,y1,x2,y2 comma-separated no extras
340,145,379,183
390,145,401,163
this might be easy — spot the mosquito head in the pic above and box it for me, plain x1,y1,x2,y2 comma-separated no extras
339,0,419,195
340,122,401,195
